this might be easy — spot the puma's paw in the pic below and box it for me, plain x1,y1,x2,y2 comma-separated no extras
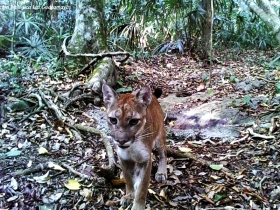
120,193,133,208
155,172,167,183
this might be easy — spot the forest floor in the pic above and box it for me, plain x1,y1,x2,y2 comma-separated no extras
0,50,280,210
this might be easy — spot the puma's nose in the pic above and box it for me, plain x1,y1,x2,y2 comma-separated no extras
116,138,127,145
114,131,129,146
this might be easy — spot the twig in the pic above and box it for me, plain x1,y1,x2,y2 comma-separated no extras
74,123,116,179
62,36,131,60
74,123,102,135
61,163,90,180
11,163,48,176
63,93,94,109
20,93,45,123
269,116,279,134
230,134,249,145
38,89,65,121
247,128,275,140
61,82,84,98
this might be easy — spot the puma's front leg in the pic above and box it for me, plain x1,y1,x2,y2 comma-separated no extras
120,160,135,208
131,160,152,210
155,135,167,182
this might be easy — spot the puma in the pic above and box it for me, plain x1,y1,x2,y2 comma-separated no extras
102,84,167,210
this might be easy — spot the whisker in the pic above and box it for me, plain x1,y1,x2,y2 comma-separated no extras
138,132,154,138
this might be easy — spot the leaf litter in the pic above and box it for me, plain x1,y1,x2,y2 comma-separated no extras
0,50,280,209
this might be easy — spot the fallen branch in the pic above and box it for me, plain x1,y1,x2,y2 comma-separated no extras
61,163,90,180
62,36,131,61
20,93,45,123
74,123,116,179
230,134,249,145
11,163,48,176
63,93,94,109
74,123,102,135
247,128,275,140
93,133,117,180
39,89,65,121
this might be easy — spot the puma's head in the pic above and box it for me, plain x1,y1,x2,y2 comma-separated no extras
102,84,152,148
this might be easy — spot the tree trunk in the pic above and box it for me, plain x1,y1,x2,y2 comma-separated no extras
68,0,107,55
201,0,213,60
64,0,117,93
242,0,280,44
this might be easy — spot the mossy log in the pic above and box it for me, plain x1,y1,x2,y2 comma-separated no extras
86,57,118,94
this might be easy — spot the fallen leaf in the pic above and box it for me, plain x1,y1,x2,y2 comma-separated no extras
6,149,22,157
210,164,223,171
48,162,65,171
33,171,50,183
64,179,80,190
148,189,156,195
42,192,63,204
178,147,192,153
10,177,18,190
80,188,93,201
38,146,49,155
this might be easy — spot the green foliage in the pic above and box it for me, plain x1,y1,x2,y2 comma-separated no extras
18,32,54,59
213,1,278,50
276,82,280,94
229,75,239,83
243,95,252,105
16,12,42,35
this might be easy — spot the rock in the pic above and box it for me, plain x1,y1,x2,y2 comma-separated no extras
235,79,266,91
159,94,257,141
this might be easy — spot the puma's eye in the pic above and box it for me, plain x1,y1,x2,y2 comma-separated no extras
109,117,117,124
129,119,139,126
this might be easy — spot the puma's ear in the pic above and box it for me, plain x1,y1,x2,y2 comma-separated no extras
102,84,118,108
135,86,152,106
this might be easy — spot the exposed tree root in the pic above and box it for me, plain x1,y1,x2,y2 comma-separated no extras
20,93,44,123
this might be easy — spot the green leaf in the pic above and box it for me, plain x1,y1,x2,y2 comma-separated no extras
214,192,227,202
243,95,251,104
116,87,132,93
210,164,223,171
6,150,22,157
276,83,280,94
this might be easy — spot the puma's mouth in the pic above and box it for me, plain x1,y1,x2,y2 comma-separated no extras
118,145,130,149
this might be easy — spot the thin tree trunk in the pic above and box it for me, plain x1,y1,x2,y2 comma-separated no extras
201,0,213,60
201,0,213,86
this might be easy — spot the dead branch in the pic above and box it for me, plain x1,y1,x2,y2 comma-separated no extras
74,124,116,179
63,93,94,109
11,163,49,176
39,89,66,121
61,82,84,98
230,134,250,145
20,93,45,123
269,116,279,134
62,36,131,60
61,163,90,180
74,123,102,135
247,128,275,140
